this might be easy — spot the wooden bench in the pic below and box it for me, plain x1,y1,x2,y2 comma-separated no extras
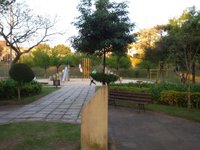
109,90,152,112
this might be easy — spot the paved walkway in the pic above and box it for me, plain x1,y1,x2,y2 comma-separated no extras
109,107,200,150
0,84,95,124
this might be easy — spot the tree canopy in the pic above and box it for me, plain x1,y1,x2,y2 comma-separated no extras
72,0,134,53
52,44,71,57
72,0,134,74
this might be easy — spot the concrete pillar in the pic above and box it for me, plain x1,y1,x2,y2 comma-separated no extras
81,86,108,150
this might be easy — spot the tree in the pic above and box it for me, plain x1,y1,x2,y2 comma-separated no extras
9,63,34,100
162,7,200,109
33,44,50,78
137,60,156,79
132,26,164,64
50,51,62,73
52,44,71,57
72,0,134,74
106,55,132,71
0,1,57,65
20,54,33,67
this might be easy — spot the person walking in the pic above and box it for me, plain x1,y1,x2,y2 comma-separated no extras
90,69,96,86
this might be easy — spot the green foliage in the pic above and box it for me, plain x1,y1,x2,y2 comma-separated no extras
20,55,34,67
20,81,42,96
91,72,119,85
62,54,82,67
0,79,16,99
72,0,134,54
52,44,71,57
137,60,156,69
159,7,200,72
0,80,42,100
106,55,132,70
32,49,50,69
111,82,200,105
118,69,147,78
160,91,200,108
109,85,150,93
9,63,35,83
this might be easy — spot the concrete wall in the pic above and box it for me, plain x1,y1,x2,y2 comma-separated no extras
81,86,108,150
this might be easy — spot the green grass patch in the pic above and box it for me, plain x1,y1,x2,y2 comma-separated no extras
146,104,200,122
0,122,80,150
0,86,58,106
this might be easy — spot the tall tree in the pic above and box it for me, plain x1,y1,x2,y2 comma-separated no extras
162,7,200,109
32,44,51,78
52,44,71,57
0,1,57,65
72,0,134,74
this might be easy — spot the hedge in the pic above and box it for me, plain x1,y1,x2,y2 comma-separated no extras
109,85,150,93
160,91,200,108
0,80,42,100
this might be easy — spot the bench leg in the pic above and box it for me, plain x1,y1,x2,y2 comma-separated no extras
138,104,145,112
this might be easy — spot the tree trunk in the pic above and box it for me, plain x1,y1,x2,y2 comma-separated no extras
56,66,59,73
116,56,120,75
102,49,106,85
17,85,21,101
192,62,195,84
103,49,106,74
147,66,150,79
11,54,21,65
187,71,192,110
44,67,47,78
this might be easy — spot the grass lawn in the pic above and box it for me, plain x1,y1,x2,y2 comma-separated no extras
114,101,200,122
0,86,59,106
147,104,200,122
0,122,80,150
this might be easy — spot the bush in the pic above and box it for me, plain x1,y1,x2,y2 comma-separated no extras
20,81,42,96
0,80,42,100
9,63,35,82
91,73,119,85
109,85,150,93
110,82,200,105
0,79,17,99
160,91,200,108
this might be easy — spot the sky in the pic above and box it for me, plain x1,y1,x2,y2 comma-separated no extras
24,0,200,48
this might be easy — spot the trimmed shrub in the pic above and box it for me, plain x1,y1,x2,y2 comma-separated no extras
160,91,200,108
9,63,35,100
91,73,119,85
9,63,35,82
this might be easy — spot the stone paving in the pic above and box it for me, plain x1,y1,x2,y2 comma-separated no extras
0,84,95,124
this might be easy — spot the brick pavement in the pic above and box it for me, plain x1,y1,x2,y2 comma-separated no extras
0,84,95,124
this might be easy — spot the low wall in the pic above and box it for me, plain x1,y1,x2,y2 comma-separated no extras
81,86,108,150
